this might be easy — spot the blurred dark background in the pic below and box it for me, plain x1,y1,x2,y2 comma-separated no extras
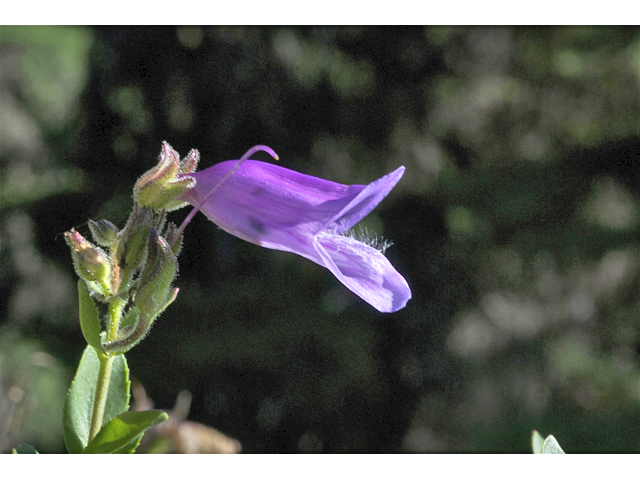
1,26,640,453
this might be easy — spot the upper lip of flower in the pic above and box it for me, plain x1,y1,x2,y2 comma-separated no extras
181,161,404,238
179,157,411,313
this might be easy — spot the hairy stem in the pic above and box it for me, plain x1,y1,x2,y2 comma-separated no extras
106,297,126,341
88,353,114,442
88,296,126,442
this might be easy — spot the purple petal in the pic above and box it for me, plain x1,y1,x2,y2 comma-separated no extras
326,166,405,232
313,234,411,313
180,159,411,312
181,160,366,241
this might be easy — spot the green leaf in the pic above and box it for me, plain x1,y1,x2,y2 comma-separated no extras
78,280,105,354
531,430,545,454
83,410,168,454
12,443,39,454
63,346,130,454
541,435,565,454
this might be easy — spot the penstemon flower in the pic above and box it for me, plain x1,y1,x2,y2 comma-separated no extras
178,147,411,313
51,141,412,456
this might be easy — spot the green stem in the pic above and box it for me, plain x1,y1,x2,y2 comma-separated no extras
88,297,126,442
107,297,126,342
88,353,114,441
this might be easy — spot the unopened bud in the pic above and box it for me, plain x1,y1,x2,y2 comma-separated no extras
134,141,199,212
134,229,178,322
88,219,119,248
164,222,183,257
116,204,154,294
64,228,112,300
102,229,178,355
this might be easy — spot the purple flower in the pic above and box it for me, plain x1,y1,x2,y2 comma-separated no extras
179,150,411,312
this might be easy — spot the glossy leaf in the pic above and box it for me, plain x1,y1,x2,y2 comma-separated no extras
531,430,545,454
12,443,39,454
77,280,105,354
541,435,565,454
83,410,168,454
63,345,130,454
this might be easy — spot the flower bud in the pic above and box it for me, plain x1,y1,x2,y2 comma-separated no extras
163,221,183,257
134,141,199,212
116,204,154,294
64,228,112,300
134,228,178,323
88,219,119,248
103,229,178,354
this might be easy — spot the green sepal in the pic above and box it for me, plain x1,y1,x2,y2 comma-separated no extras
119,306,139,331
77,280,105,354
63,346,130,454
12,443,39,454
116,204,153,295
164,221,183,257
135,229,177,321
178,148,199,174
134,142,197,212
100,307,139,355
142,176,195,211
102,290,176,355
82,410,168,454
88,219,119,248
